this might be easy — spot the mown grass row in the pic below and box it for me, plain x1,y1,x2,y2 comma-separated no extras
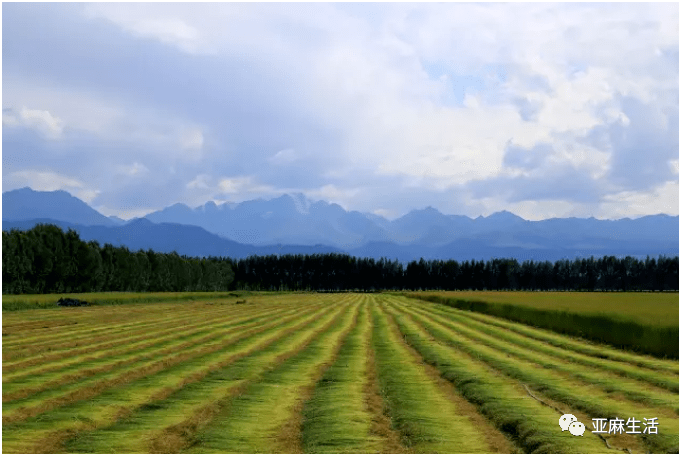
3,303,306,403
3,293,678,454
300,297,382,453
3,298,346,453
401,300,679,409
388,296,679,454
2,302,249,359
2,303,328,425
369,299,495,453
418,299,679,375
3,304,306,401
61,299,356,454
182,299,361,453
2,301,294,371
380,297,621,454
408,293,679,359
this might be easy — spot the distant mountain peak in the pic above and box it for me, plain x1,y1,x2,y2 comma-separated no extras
2,186,115,227
486,210,525,221
289,192,312,214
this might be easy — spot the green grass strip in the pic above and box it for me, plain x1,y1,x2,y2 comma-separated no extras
301,297,383,453
407,296,679,375
183,298,361,453
400,300,679,412
1,302,231,349
394,298,679,454
3,301,297,380
381,298,618,454
2,301,335,454
3,305,302,400
61,300,353,454
370,297,491,453
407,293,679,359
2,305,210,352
2,302,323,420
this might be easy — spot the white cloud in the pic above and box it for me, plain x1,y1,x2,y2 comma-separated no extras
180,127,204,151
94,205,155,220
372,208,396,219
217,176,273,195
3,76,207,161
475,197,582,221
3,3,677,220
269,148,298,165
83,4,209,54
116,162,149,177
598,181,680,218
306,184,360,207
3,107,64,138
187,174,211,190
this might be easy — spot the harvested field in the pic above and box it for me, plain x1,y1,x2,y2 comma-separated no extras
2,292,678,453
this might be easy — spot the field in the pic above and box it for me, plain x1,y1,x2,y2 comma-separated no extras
2,293,679,453
408,291,679,327
408,291,679,358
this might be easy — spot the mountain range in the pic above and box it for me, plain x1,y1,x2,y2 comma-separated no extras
2,187,678,262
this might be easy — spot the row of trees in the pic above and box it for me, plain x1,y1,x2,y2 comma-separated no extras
2,224,678,294
235,254,678,292
2,225,235,294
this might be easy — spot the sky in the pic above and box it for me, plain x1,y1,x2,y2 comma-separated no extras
2,2,679,221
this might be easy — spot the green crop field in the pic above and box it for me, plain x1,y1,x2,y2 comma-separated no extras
408,291,679,327
2,292,678,453
407,291,679,359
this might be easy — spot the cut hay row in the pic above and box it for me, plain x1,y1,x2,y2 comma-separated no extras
1,303,222,349
2,300,306,377
59,300,355,454
1,302,332,425
2,305,306,402
381,298,620,454
370,298,505,453
1,293,287,348
1,298,286,353
388,297,679,454
178,299,361,453
2,304,304,404
3,299,342,453
2,293,678,454
415,298,679,376
2,302,302,378
401,300,679,409
300,296,383,454
1,304,246,363
2,296,320,364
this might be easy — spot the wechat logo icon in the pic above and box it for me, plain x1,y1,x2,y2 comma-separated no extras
559,414,585,436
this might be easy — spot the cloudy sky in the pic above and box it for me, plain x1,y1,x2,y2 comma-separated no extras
2,2,679,220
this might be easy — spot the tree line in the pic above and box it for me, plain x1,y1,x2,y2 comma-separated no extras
2,224,678,294
2,224,235,294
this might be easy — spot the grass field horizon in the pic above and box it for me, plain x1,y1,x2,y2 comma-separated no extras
3,292,679,453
